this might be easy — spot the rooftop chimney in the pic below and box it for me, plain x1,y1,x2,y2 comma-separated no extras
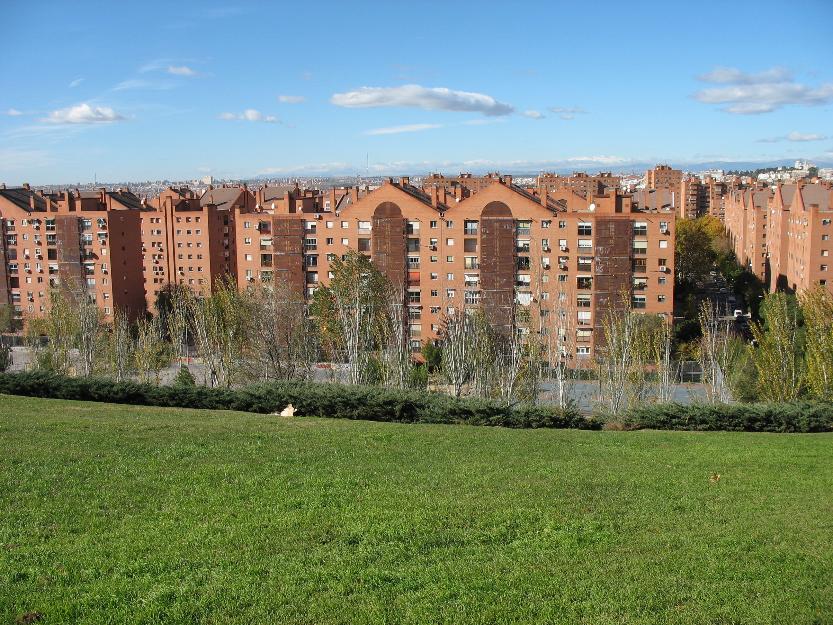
431,185,439,208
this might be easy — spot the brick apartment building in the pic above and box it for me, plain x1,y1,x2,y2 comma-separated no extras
723,182,832,293
235,174,675,361
1,176,677,361
645,164,683,193
140,186,252,311
0,184,145,325
536,172,621,198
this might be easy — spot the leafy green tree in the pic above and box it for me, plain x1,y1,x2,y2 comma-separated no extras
752,292,804,401
173,364,197,387
800,285,833,401
675,218,717,285
421,341,442,373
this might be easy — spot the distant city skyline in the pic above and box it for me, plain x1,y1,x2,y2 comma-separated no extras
1,0,832,184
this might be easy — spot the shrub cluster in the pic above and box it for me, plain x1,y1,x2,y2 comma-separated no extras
0,371,598,430
624,402,833,433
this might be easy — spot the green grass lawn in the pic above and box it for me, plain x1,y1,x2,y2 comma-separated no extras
1,395,832,625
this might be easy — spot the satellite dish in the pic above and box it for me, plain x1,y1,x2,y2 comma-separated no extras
588,203,596,212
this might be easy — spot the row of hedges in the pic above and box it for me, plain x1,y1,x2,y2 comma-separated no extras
624,402,833,433
0,371,598,430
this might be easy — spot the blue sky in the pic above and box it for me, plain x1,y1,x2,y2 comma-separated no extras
1,0,832,184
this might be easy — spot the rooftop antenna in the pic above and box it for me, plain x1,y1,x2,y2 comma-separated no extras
366,152,369,180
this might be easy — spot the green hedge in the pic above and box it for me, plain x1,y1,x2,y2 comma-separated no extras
0,371,598,430
624,402,833,433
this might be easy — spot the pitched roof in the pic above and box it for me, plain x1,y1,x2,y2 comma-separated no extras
0,187,48,212
108,190,144,210
799,184,831,211
201,187,244,209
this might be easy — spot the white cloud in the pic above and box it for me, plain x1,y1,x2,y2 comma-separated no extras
522,110,545,119
219,109,278,123
549,106,587,120
43,103,125,124
331,84,514,116
168,65,196,76
113,79,174,91
5,108,23,116
694,67,833,114
564,155,630,165
278,95,305,104
697,66,792,85
365,123,443,136
69,78,84,88
758,131,828,143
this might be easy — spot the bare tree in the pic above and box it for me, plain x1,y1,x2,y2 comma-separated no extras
653,316,676,403
106,309,135,382
440,304,475,398
596,292,643,417
134,315,170,384
536,273,577,410
311,250,390,385
248,278,317,382
69,280,103,377
379,287,411,389
30,288,77,375
186,279,249,388
698,301,733,404
469,308,496,399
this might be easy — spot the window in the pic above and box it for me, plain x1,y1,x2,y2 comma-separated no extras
446,220,454,229
578,239,592,249
341,238,349,245
244,237,252,245
407,221,420,234
632,240,648,254
446,238,454,246
658,294,666,302
326,237,334,245
633,221,648,236
446,289,456,298
446,255,454,262
358,221,371,231
431,290,438,297
542,220,551,229
464,220,478,235
357,238,370,252
341,221,349,229
558,220,566,229
576,294,591,308
577,311,592,325
516,220,531,236
578,222,592,236
659,240,668,249
632,295,647,309
822,250,829,257
577,276,592,289
464,256,478,269
577,346,591,356
464,238,477,252
660,221,669,232
430,220,438,229
822,265,829,272
408,256,420,269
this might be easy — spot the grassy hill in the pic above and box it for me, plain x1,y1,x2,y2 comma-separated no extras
1,395,832,624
